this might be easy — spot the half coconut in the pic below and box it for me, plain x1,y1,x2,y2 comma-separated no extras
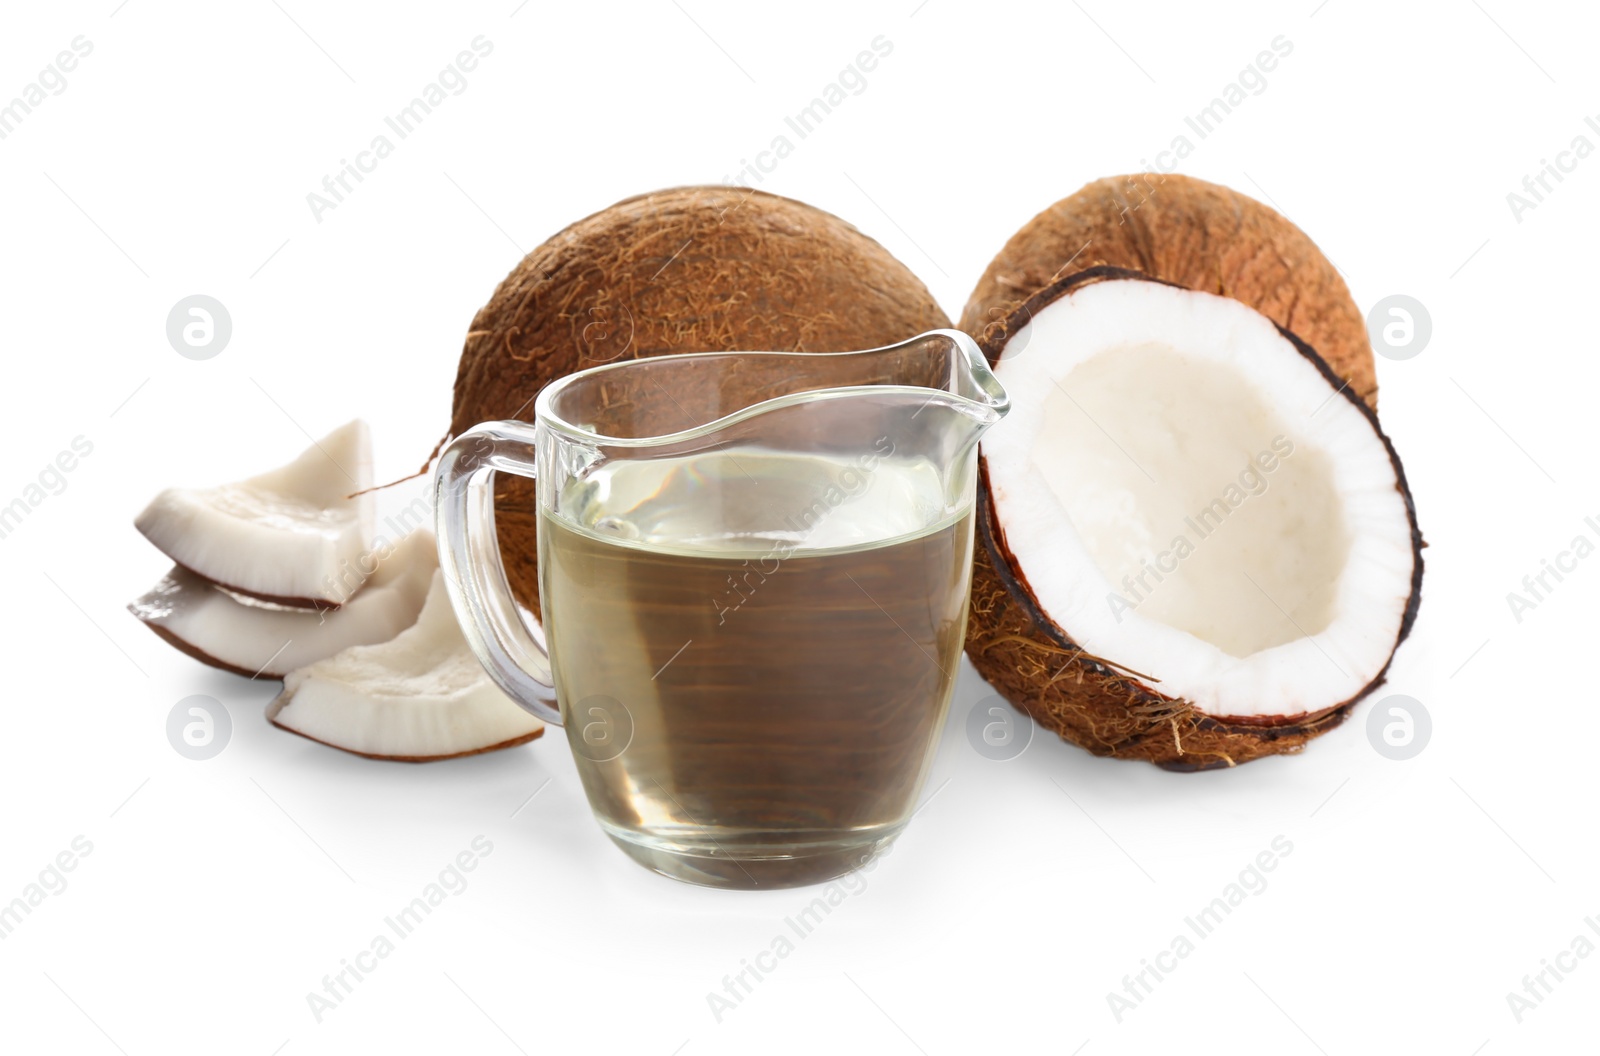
967,268,1422,769
134,419,375,609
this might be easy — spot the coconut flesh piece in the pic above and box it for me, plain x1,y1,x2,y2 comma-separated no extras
266,571,544,761
981,271,1420,723
127,530,437,680
134,420,375,608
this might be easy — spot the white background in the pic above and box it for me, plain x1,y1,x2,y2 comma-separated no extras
0,1,1591,1052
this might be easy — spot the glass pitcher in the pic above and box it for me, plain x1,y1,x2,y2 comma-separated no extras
435,329,1009,889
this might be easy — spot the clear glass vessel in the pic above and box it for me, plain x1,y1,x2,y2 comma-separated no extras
435,330,1009,889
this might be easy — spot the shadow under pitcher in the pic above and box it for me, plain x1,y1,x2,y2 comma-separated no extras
434,330,1009,889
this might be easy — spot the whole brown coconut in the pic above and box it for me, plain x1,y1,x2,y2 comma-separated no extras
958,173,1377,408
448,185,951,614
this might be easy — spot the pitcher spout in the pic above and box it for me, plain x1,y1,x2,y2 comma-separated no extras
881,327,1010,435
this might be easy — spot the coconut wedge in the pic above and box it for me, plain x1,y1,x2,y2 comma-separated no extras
134,420,375,608
967,269,1423,770
266,571,545,761
128,530,437,679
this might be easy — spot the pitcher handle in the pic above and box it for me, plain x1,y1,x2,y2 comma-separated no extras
433,421,563,727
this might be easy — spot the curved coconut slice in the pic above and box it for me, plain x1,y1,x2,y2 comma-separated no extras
266,571,544,762
969,268,1422,769
134,420,375,608
128,530,437,679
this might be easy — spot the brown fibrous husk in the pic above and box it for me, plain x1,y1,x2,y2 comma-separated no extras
446,185,952,614
958,173,1378,409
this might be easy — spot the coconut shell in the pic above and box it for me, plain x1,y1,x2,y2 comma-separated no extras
964,268,1423,771
967,520,1353,771
958,173,1377,408
448,186,951,613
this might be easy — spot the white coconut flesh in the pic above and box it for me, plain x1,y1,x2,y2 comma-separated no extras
266,571,544,760
134,419,375,607
128,530,437,679
983,279,1416,720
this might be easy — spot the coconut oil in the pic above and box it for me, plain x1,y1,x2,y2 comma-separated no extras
538,449,971,887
